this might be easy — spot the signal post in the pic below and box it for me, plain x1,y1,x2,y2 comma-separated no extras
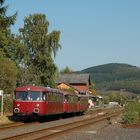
0,90,4,116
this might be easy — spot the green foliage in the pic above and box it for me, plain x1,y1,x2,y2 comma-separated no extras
60,67,74,74
61,88,76,93
89,82,96,91
0,0,17,59
103,92,128,105
122,102,140,124
0,97,13,112
81,63,140,94
0,0,17,29
0,0,18,95
4,97,13,112
103,96,110,104
0,55,18,94
0,1,62,113
18,13,61,87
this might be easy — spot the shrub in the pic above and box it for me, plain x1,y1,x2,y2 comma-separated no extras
0,97,13,114
4,98,13,113
121,101,140,124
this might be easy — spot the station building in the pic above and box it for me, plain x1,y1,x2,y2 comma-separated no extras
56,73,91,95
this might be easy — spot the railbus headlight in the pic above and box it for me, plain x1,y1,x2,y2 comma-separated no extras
14,108,20,113
34,108,39,113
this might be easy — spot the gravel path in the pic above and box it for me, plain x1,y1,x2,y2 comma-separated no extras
56,124,140,140
54,116,140,140
96,124,140,140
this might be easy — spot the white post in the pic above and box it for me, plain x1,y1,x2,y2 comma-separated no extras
0,90,4,116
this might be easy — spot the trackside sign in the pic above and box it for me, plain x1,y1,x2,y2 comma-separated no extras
0,90,3,96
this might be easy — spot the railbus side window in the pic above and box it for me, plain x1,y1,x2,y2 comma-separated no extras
43,92,46,101
78,97,80,101
48,92,51,101
48,92,55,102
59,93,63,102
64,95,68,102
69,95,72,103
58,93,63,102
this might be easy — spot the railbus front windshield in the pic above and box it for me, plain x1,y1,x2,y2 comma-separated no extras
14,91,44,101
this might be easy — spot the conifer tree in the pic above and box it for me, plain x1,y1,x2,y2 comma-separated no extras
0,0,17,59
0,0,18,94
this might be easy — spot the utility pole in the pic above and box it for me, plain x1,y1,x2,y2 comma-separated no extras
0,90,4,116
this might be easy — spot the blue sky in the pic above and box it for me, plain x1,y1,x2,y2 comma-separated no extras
6,0,140,71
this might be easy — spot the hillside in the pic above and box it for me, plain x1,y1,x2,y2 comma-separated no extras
80,63,140,94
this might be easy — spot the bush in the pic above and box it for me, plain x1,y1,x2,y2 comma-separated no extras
0,97,13,114
4,98,13,113
121,101,140,124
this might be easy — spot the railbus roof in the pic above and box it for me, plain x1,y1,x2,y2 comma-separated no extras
15,86,63,94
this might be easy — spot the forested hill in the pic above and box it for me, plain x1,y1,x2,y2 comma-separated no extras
80,63,140,94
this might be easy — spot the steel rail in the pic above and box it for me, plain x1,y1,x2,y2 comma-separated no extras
3,109,123,140
0,122,39,131
0,108,111,131
37,109,123,140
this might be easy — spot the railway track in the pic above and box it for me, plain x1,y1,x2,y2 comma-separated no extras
0,122,24,130
0,121,39,131
2,108,123,140
0,108,110,131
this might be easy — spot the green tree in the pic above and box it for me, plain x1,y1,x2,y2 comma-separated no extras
0,0,17,59
60,66,74,74
0,52,18,94
19,14,61,87
0,0,18,95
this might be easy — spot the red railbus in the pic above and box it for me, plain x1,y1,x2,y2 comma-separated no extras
13,86,89,118
13,86,64,117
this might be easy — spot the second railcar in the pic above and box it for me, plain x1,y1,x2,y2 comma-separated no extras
78,95,89,113
63,93,79,113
